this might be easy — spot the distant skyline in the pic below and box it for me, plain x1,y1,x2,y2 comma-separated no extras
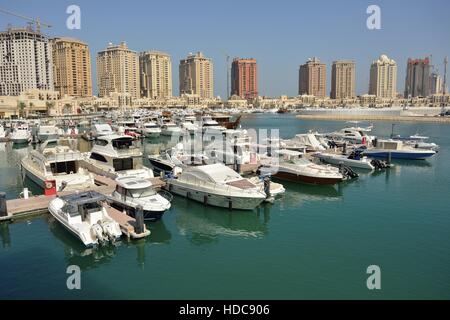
1,0,449,98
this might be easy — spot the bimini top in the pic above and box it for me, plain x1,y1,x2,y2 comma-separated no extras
184,163,243,183
115,176,152,189
60,191,106,205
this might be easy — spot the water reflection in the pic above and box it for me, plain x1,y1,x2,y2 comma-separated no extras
0,222,11,248
174,197,270,244
146,219,172,245
278,180,343,208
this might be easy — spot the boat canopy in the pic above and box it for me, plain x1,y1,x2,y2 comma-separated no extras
185,163,242,183
115,176,152,189
60,191,106,205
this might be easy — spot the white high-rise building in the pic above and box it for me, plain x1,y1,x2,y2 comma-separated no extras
139,51,172,99
369,54,397,99
0,27,54,96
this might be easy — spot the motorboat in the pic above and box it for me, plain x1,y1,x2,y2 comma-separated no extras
362,139,436,160
110,176,172,222
165,163,267,210
91,123,115,137
37,125,59,142
313,151,376,170
148,143,208,174
283,133,327,152
48,191,122,247
201,116,227,135
85,134,154,179
326,127,374,145
10,123,32,144
21,138,96,191
261,149,344,185
138,122,161,138
247,175,286,197
391,134,439,151
160,122,182,136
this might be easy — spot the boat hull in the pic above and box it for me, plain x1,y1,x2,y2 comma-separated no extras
363,150,435,160
167,183,264,210
316,154,374,170
110,202,165,222
273,170,342,185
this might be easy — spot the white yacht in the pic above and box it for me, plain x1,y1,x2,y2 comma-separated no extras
165,163,266,210
91,123,115,137
139,122,161,138
85,134,154,179
21,138,95,192
110,176,172,222
180,117,200,135
37,125,59,142
261,149,344,185
201,116,226,135
283,133,327,152
48,191,122,247
160,122,182,136
10,123,31,144
326,128,374,145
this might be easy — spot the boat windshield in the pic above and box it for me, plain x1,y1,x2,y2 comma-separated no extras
129,187,156,198
290,158,311,165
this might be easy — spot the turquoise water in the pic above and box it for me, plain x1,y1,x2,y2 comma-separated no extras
0,114,449,299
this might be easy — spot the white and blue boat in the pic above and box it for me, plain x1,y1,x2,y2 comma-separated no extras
363,140,436,160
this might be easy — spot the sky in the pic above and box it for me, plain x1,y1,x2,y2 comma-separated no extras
1,0,449,98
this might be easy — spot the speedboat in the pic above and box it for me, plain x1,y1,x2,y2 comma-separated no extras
165,163,267,210
283,133,327,152
201,116,227,135
48,191,122,247
391,134,439,151
37,125,59,142
10,124,31,144
91,123,115,137
261,149,344,185
139,122,161,138
363,139,436,160
21,138,96,191
313,151,376,170
110,176,172,222
85,134,154,179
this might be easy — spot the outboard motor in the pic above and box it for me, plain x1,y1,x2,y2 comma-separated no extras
91,224,106,245
371,159,390,170
262,175,275,203
339,165,359,180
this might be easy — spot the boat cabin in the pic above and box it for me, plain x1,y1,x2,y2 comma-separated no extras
114,176,156,199
60,191,106,224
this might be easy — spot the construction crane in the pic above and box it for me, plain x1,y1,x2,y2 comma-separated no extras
0,7,52,33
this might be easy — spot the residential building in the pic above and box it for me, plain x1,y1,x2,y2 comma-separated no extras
330,60,355,99
179,52,213,98
52,37,92,97
96,42,140,99
369,54,397,98
231,58,258,99
139,50,172,99
299,57,326,98
0,27,54,96
404,57,431,98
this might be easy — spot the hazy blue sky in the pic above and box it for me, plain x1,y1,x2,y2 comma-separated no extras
1,0,449,98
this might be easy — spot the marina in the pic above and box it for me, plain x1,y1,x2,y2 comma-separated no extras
1,113,449,299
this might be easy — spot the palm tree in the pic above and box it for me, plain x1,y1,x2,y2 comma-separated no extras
17,101,26,118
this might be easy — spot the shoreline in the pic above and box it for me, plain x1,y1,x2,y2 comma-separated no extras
295,114,450,123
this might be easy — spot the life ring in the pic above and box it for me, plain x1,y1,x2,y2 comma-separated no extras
45,181,53,189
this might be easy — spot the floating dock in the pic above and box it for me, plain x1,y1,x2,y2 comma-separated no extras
0,174,165,239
